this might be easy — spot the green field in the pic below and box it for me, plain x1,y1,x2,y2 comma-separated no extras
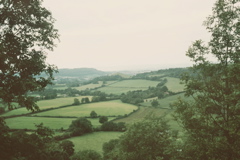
5,116,117,130
67,132,123,154
5,117,76,130
2,96,93,117
141,93,190,108
73,81,103,91
33,100,138,117
97,80,160,94
165,77,185,92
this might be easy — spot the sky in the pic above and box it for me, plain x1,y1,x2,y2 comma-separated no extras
43,0,216,71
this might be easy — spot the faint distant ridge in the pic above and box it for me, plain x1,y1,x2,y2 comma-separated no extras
55,68,108,79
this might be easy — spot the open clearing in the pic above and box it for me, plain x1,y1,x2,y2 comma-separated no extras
33,100,138,117
67,132,123,154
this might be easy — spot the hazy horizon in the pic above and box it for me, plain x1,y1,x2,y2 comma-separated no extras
43,0,216,71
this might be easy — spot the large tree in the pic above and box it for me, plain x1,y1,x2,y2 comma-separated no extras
173,0,240,159
0,0,59,111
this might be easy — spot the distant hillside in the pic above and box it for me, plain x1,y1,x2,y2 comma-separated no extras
55,68,108,79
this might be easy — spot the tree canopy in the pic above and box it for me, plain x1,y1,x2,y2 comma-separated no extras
173,0,240,159
0,0,59,111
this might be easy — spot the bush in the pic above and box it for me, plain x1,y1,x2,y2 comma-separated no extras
90,111,97,118
101,122,126,132
70,150,102,160
0,107,5,114
68,118,93,136
99,116,108,124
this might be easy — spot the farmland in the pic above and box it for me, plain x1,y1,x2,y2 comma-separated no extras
33,100,137,117
67,132,123,154
97,79,161,94
2,96,93,117
1,67,188,156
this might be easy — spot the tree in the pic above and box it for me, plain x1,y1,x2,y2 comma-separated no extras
0,0,59,111
0,107,5,114
173,0,240,159
70,150,102,160
90,110,98,118
68,117,93,136
99,116,108,124
60,140,75,157
102,118,178,160
151,99,159,107
73,98,80,105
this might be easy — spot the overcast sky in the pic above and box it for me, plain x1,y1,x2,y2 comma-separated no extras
43,0,216,71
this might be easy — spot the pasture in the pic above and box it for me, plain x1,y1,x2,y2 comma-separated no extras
5,117,76,130
67,132,123,154
5,116,117,130
73,81,103,91
165,77,185,92
33,100,138,117
141,93,189,108
2,96,93,117
97,79,160,94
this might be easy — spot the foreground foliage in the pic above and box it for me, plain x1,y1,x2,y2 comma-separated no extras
173,0,240,159
103,118,179,160
0,0,59,111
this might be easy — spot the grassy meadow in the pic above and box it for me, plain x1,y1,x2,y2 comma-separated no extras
67,132,123,154
97,79,160,94
2,96,93,117
165,77,185,92
33,100,137,117
5,116,117,130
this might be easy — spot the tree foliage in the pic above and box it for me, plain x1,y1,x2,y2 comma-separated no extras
90,110,98,118
0,0,59,111
99,116,108,124
173,0,240,159
68,117,93,136
70,150,102,160
102,118,178,160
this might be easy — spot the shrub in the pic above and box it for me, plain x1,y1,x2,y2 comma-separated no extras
68,118,93,136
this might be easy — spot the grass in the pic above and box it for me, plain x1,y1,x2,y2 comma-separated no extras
5,117,77,130
33,100,138,117
67,132,123,154
165,77,185,92
141,93,189,108
5,116,117,130
73,82,103,91
1,96,93,117
97,80,160,94
116,93,194,131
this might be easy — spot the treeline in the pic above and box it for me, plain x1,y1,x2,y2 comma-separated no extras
133,67,188,80
120,79,170,105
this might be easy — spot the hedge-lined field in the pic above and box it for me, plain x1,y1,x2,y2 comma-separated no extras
1,96,93,117
33,100,138,117
67,132,123,154
97,80,161,94
5,116,117,130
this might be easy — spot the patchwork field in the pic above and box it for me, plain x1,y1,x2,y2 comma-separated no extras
2,96,93,117
97,80,161,94
73,81,103,91
140,93,190,108
67,132,123,154
33,100,138,117
5,116,117,130
5,117,76,130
